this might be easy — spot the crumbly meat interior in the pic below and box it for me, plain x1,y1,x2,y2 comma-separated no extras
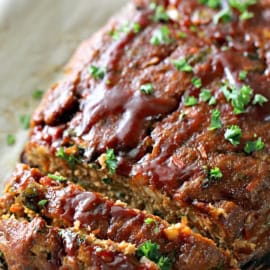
22,0,270,269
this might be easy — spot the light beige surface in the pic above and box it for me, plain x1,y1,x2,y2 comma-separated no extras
0,0,127,188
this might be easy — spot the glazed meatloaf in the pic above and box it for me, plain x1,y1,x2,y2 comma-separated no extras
22,0,270,269
0,164,233,269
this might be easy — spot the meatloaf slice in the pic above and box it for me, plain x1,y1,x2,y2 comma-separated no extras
0,164,234,270
0,217,159,270
23,0,270,268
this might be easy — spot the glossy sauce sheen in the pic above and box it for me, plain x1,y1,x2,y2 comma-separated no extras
27,0,270,267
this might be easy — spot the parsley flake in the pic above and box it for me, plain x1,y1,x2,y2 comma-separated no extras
20,114,31,129
224,125,242,146
222,84,253,114
38,199,48,207
199,0,221,9
200,89,212,102
239,70,248,81
185,96,198,107
56,147,81,168
7,134,16,146
192,77,202,88
244,138,265,154
145,218,156,225
172,58,193,73
136,241,172,270
210,167,223,179
152,5,169,22
150,26,172,46
213,8,233,24
48,174,67,182
178,31,187,39
252,94,268,106
105,149,117,175
140,83,154,95
32,89,44,100
89,65,105,80
208,109,222,130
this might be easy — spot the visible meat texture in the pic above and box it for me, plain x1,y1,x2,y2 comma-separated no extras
0,164,231,270
23,0,270,268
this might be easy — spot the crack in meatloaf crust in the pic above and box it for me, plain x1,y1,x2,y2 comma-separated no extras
0,164,234,270
22,0,270,269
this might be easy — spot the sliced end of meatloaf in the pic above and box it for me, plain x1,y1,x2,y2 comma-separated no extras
0,164,235,270
23,0,270,268
0,216,160,270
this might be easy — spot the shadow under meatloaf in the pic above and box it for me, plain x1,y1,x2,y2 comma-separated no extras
0,164,234,270
0,217,160,270
23,0,270,269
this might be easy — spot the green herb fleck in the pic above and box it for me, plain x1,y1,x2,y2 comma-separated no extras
38,199,48,207
133,23,141,33
240,10,254,20
145,218,156,225
213,8,233,24
192,77,202,88
199,0,221,9
244,138,265,154
200,89,212,102
252,94,268,106
229,0,256,21
136,241,172,270
239,70,248,81
210,167,223,179
157,256,173,270
224,125,242,146
179,111,186,121
184,96,198,107
140,83,154,95
32,89,44,100
48,174,67,182
89,65,105,80
20,114,31,129
152,5,169,22
105,149,117,175
178,31,187,39
209,96,217,105
56,147,80,168
208,109,222,130
172,58,193,73
150,26,172,46
7,134,16,146
222,84,253,114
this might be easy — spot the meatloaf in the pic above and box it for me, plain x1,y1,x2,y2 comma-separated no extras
22,0,270,269
0,164,233,269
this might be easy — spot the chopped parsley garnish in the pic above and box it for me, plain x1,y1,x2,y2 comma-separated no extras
145,218,156,225
150,26,172,46
224,125,242,146
229,0,256,21
20,114,31,129
48,174,67,182
133,23,141,33
209,96,217,105
179,111,187,121
136,241,172,270
210,167,223,179
239,70,248,81
89,65,105,80
56,147,80,168
199,0,221,9
213,8,233,24
32,89,44,100
200,89,211,102
244,138,265,154
178,31,187,39
172,58,193,73
184,96,198,107
140,83,154,95
38,199,48,207
151,4,169,22
192,77,202,88
252,94,268,106
222,84,253,114
208,109,222,130
105,149,117,175
7,134,16,146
